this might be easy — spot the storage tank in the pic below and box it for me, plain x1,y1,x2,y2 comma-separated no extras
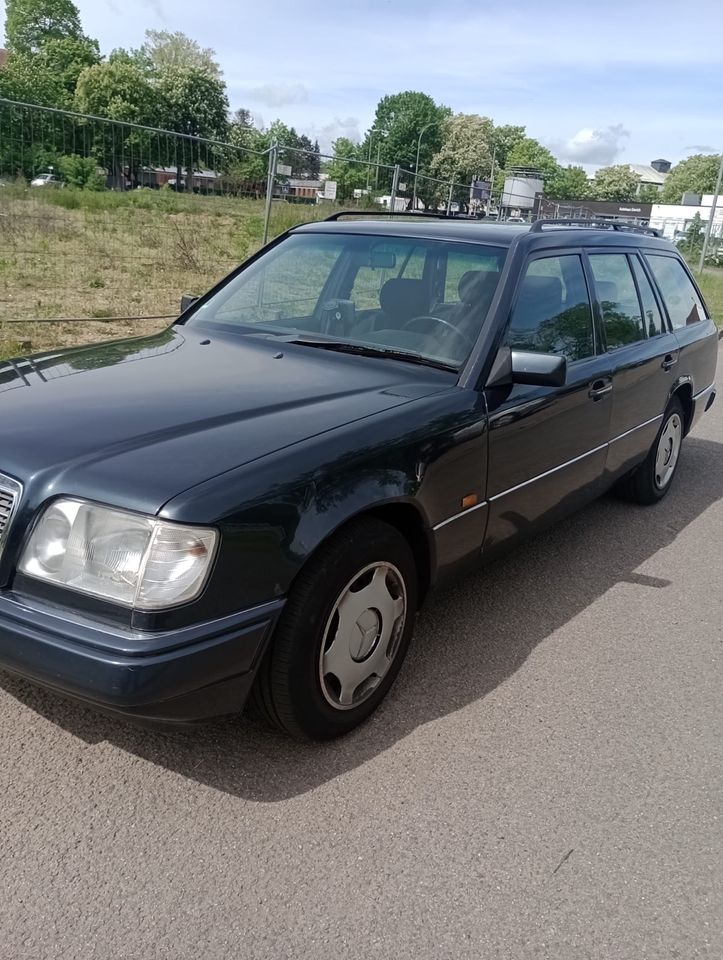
502,176,543,210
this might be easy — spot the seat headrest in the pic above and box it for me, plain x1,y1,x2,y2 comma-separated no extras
518,275,563,304
458,270,499,304
596,280,618,304
379,278,429,320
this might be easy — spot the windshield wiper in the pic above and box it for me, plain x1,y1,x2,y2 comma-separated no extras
288,338,458,372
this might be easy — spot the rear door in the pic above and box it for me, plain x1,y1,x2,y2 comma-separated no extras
484,250,613,557
645,252,718,404
586,250,680,481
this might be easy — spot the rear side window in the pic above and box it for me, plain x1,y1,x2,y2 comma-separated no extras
589,254,645,349
507,254,594,362
630,257,665,336
646,255,707,328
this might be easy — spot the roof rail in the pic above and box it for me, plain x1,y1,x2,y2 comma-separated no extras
323,209,460,222
530,218,661,238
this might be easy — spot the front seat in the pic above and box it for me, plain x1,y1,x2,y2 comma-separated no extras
439,270,500,345
367,278,430,332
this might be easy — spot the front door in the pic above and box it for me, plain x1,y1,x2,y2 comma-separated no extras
484,250,613,558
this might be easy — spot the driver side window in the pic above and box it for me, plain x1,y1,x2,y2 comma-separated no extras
507,254,594,362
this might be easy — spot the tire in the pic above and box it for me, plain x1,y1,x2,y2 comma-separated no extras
251,517,418,740
617,396,685,505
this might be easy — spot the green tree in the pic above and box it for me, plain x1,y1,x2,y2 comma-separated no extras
136,30,221,79
681,211,704,255
590,164,641,201
491,124,526,170
0,50,67,106
36,35,100,99
431,113,494,184
74,59,160,185
364,90,451,196
638,184,661,203
56,153,104,189
660,154,722,203
0,54,68,175
506,136,560,180
156,66,229,185
326,137,366,200
545,165,589,201
226,111,267,185
4,0,85,55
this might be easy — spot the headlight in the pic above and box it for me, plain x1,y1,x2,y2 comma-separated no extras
19,499,218,610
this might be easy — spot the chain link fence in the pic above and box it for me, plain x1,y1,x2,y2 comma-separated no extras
0,97,533,354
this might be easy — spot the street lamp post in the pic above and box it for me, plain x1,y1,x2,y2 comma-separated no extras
412,121,437,212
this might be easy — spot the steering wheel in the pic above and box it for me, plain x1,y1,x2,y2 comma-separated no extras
402,315,475,352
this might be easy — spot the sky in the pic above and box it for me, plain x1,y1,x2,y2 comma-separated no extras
8,0,723,167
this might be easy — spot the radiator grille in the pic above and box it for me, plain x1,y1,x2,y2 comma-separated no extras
0,475,21,556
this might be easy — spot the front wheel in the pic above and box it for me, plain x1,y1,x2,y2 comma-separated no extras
618,397,685,505
252,518,418,740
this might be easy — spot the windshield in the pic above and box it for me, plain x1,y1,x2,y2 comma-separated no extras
185,232,507,368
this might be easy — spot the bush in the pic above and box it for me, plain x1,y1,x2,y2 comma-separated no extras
56,154,105,191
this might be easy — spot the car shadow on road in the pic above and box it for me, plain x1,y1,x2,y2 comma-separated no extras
2,435,722,802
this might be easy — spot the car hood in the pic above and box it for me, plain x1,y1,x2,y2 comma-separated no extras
0,328,453,514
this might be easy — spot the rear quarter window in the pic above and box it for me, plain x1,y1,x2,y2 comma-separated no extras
646,255,708,329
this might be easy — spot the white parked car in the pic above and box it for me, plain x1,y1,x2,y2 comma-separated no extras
30,173,62,188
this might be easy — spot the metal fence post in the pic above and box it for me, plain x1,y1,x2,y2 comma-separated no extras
389,164,400,213
262,139,278,246
698,152,723,274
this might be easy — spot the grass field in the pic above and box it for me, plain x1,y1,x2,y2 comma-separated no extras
0,188,721,359
0,187,334,356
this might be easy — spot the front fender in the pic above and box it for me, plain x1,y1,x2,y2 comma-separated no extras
160,390,488,621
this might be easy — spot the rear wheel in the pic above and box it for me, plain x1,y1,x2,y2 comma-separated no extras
618,396,685,505
252,518,418,740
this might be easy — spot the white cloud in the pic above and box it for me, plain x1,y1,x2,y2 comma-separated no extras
247,84,309,107
304,117,362,154
553,125,630,165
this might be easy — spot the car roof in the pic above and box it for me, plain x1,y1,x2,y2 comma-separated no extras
294,218,529,245
293,217,675,252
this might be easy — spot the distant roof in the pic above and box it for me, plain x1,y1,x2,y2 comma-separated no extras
628,163,668,185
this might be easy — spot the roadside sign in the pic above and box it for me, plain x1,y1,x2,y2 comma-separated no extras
277,163,292,177
324,180,338,200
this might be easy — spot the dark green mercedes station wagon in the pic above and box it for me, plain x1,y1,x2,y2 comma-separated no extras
0,215,717,738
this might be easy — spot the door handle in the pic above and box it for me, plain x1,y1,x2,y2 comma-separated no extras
661,354,678,371
588,378,613,400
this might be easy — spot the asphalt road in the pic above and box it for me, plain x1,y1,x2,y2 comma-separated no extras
1,347,721,960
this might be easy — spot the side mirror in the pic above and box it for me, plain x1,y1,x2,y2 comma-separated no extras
511,349,567,387
180,294,199,314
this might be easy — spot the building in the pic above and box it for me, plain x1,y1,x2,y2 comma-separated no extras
649,194,723,240
0,48,8,69
627,159,671,195
538,198,653,224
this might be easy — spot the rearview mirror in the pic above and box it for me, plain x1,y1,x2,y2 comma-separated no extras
368,250,397,269
511,349,567,387
180,294,199,314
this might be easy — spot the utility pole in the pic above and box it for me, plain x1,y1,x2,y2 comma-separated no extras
412,121,435,212
698,151,723,274
486,147,496,217
446,180,454,216
365,129,376,192
389,165,400,213
262,140,278,245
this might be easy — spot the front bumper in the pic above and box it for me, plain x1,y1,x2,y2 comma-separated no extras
0,593,284,722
